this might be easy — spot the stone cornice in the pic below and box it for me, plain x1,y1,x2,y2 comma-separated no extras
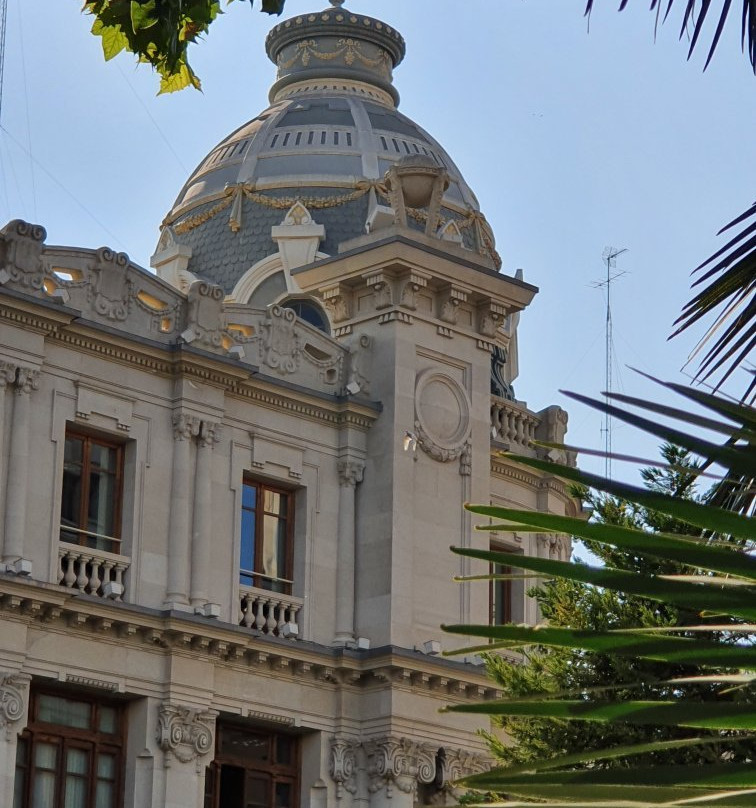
491,452,576,507
0,575,496,701
234,379,379,430
0,293,378,430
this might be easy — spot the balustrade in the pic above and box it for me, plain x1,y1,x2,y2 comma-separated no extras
58,542,129,600
239,586,302,639
490,396,540,456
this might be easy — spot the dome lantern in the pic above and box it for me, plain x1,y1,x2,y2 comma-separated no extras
265,4,406,107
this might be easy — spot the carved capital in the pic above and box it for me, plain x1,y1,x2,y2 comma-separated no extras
441,748,489,790
478,300,508,338
364,271,393,310
156,703,217,769
172,411,200,441
398,271,430,312
329,737,359,798
0,361,18,389
198,420,222,448
365,736,427,798
321,284,351,324
337,459,365,488
14,367,40,396
0,672,31,740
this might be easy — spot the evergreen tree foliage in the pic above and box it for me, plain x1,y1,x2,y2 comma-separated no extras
484,444,754,769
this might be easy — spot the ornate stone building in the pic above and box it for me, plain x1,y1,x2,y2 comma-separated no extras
0,4,577,808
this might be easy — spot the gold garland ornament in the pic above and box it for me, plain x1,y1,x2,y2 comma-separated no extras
167,180,501,268
278,38,391,77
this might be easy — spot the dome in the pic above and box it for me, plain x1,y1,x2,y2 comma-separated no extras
157,3,498,297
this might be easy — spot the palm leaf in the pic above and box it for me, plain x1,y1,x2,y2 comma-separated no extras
584,1,756,73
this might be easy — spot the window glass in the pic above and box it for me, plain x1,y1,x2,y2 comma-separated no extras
276,736,293,766
213,725,298,808
64,749,90,808
262,515,281,582
20,692,123,808
38,695,91,730
13,739,27,808
87,469,117,542
64,436,83,464
275,781,293,808
220,727,269,761
244,775,268,808
59,430,123,553
242,483,257,510
240,508,256,586
98,707,117,735
31,743,58,808
263,490,283,516
240,481,292,593
95,781,114,808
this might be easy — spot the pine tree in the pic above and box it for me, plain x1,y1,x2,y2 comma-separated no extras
484,444,754,768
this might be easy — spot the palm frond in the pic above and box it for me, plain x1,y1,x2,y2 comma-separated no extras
584,1,756,73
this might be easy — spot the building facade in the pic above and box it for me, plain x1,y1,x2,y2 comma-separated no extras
0,4,577,807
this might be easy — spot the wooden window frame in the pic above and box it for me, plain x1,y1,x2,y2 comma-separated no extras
240,478,295,594
205,723,299,808
489,560,513,626
61,428,124,554
14,688,126,808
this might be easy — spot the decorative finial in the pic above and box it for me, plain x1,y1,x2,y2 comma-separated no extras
329,0,345,7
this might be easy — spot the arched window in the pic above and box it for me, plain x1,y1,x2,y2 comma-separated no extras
281,298,330,334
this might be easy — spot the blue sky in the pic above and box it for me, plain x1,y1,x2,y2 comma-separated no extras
1,0,753,483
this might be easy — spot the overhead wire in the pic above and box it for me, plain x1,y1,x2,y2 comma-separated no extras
0,124,129,250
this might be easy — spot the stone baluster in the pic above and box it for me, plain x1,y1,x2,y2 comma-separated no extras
334,459,365,646
101,560,115,589
62,552,76,587
190,420,221,609
240,595,254,628
165,412,199,608
266,600,278,634
3,368,39,570
76,557,90,591
254,599,266,632
89,559,103,595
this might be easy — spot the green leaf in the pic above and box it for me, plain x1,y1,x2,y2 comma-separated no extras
499,455,756,540
158,62,201,94
445,699,756,730
441,623,756,669
130,0,158,32
561,390,756,476
467,505,756,580
93,23,130,61
460,735,751,781
450,546,756,621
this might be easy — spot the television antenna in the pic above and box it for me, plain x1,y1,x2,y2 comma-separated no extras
591,246,628,479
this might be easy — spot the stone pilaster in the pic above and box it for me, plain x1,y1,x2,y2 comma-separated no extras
165,412,200,608
156,702,217,808
3,368,39,569
334,459,365,646
190,420,222,609
0,362,18,560
0,672,31,808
